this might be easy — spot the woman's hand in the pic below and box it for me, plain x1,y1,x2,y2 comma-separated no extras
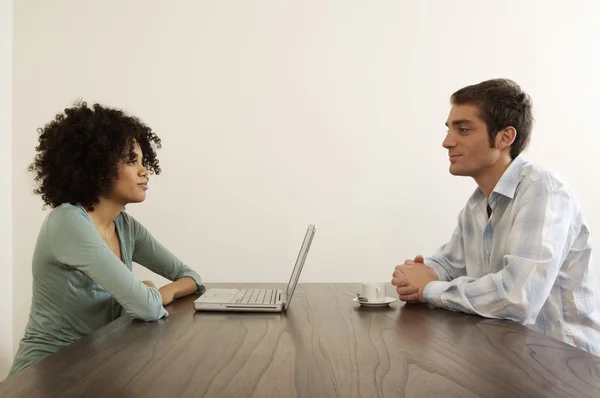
142,280,157,289
158,285,176,306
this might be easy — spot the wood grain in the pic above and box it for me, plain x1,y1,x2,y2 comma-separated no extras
1,283,599,397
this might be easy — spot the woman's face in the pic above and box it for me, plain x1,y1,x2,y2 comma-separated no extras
108,142,149,205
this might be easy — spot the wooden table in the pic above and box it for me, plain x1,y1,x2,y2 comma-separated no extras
1,283,600,397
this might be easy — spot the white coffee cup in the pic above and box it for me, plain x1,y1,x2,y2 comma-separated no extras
361,282,386,302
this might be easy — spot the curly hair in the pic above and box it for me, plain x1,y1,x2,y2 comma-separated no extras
29,101,162,210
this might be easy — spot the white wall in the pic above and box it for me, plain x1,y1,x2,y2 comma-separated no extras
0,0,13,379
11,0,600,352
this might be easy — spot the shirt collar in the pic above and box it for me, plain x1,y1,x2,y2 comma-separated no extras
467,154,529,210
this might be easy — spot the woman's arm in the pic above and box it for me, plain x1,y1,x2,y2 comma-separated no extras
159,277,197,305
126,213,205,304
48,206,167,321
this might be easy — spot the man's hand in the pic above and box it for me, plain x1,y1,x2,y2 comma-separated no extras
392,262,419,302
158,285,176,306
392,255,439,303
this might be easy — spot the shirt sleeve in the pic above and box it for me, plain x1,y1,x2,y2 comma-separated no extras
47,207,167,322
424,209,468,282
422,178,573,325
125,214,205,294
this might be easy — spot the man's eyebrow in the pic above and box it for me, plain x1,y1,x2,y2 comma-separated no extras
445,119,474,127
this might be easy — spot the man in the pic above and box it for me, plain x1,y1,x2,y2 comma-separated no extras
392,78,600,355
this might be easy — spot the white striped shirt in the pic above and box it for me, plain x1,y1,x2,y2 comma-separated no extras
423,155,600,355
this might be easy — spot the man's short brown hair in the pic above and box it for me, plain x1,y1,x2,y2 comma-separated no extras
451,78,533,159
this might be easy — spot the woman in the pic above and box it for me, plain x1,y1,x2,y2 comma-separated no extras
9,102,204,375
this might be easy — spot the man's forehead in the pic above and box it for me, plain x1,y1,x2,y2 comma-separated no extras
446,104,484,125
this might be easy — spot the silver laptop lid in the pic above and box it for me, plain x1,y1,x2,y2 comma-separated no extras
283,224,316,310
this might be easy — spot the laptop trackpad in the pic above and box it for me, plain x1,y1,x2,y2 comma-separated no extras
201,289,238,303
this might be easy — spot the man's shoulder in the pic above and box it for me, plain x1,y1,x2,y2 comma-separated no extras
518,158,571,191
515,158,577,203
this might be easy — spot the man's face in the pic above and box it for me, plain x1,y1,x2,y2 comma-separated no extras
443,104,503,178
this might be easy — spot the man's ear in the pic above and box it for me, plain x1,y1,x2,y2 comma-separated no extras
496,126,517,150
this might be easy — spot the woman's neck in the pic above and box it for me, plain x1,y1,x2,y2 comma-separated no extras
85,197,125,232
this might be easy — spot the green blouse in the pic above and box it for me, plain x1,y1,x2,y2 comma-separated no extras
9,203,204,375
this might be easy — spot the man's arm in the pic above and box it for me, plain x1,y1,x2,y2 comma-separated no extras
392,210,467,301
423,210,468,282
422,180,573,324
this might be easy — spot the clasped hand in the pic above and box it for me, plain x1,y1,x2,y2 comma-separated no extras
391,255,439,303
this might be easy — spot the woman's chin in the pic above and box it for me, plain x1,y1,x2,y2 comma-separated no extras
126,194,147,204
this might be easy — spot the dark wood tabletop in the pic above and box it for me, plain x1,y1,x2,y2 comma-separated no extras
1,283,600,397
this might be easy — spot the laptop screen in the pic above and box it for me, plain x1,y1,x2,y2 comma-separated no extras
284,224,316,309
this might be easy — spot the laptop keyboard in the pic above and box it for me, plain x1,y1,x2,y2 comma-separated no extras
229,289,278,304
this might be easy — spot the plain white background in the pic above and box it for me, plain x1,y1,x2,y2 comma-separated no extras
2,0,600,378
0,0,13,380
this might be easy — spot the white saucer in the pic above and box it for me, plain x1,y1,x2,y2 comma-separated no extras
352,296,397,307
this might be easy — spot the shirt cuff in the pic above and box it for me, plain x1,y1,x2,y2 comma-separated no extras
423,280,452,306
178,272,206,294
159,307,169,319
423,258,450,282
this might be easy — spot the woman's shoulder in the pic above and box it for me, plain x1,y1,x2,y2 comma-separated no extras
115,209,148,238
115,209,138,228
34,204,94,260
45,203,91,228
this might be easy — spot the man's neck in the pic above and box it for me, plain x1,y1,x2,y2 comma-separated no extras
474,156,513,198
86,197,125,232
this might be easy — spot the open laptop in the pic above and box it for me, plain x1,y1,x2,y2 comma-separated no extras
193,224,316,312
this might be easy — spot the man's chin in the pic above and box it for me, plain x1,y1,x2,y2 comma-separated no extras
449,165,468,176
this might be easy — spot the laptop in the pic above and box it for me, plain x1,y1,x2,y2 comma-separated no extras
193,224,316,312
